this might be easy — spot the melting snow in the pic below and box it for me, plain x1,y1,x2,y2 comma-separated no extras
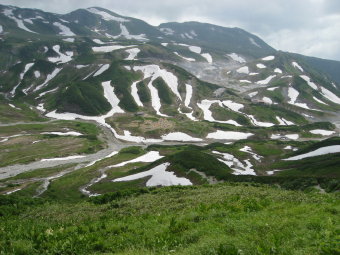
276,116,294,126
237,66,249,74
184,84,193,108
274,68,282,74
197,100,242,126
3,8,37,33
256,63,266,69
227,53,246,63
8,104,20,110
240,146,262,161
262,56,275,61
248,91,258,97
10,62,34,96
262,97,273,104
222,100,244,112
292,62,303,72
93,64,110,77
188,46,201,54
287,87,312,110
53,22,75,36
34,68,62,92
256,75,276,85
161,132,202,142
87,7,129,22
92,45,135,53
309,129,335,136
201,53,213,63
267,87,278,91
174,52,195,62
112,151,163,167
313,96,328,105
125,48,140,60
300,75,318,90
248,115,274,127
213,151,256,175
320,87,340,104
48,45,73,64
133,65,181,116
284,145,340,160
249,38,261,48
34,71,41,78
207,131,253,140
130,80,143,107
63,38,75,43
113,162,192,186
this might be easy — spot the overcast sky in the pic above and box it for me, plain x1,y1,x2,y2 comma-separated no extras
1,0,340,61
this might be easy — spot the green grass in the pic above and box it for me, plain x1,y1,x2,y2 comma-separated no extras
1,183,339,254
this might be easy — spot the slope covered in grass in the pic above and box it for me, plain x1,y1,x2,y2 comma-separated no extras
0,183,339,254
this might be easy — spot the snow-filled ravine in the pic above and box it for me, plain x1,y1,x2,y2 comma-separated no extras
213,151,256,175
112,162,192,186
111,151,163,167
284,145,340,161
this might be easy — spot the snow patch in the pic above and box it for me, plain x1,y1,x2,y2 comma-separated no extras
292,62,303,72
3,8,37,33
309,129,335,136
236,66,249,74
320,87,340,104
130,80,143,107
207,131,253,140
125,48,140,60
41,155,85,162
112,151,164,167
300,75,317,90
274,68,282,74
161,132,202,142
256,75,276,85
201,53,213,63
48,45,73,64
262,56,275,61
93,64,110,77
87,7,129,22
92,45,135,53
256,63,266,69
227,53,246,63
174,52,195,62
34,68,62,92
53,22,75,36
113,162,192,187
284,145,340,160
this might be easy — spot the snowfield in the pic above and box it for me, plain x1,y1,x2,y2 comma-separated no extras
292,62,304,72
206,131,253,140
262,56,275,61
309,129,335,136
130,81,143,107
53,22,75,36
112,162,192,187
92,45,135,53
228,53,246,63
300,75,317,90
93,64,110,77
125,48,140,60
256,75,276,85
112,151,164,167
87,7,130,22
34,68,62,92
236,66,249,74
197,100,241,126
320,87,340,104
48,45,73,64
284,145,340,161
161,132,203,142
256,63,266,69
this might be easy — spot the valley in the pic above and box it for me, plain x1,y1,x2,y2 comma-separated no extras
0,4,339,254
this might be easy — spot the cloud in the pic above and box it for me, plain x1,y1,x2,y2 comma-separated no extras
2,0,340,60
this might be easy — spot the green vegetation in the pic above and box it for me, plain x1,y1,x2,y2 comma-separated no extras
153,77,173,105
136,80,151,103
57,81,111,116
1,183,339,254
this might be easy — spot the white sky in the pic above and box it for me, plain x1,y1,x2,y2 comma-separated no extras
1,0,340,61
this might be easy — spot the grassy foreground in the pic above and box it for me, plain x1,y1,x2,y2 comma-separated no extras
1,183,339,254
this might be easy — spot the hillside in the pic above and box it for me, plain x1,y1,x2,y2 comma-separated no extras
1,183,339,254
0,4,339,201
